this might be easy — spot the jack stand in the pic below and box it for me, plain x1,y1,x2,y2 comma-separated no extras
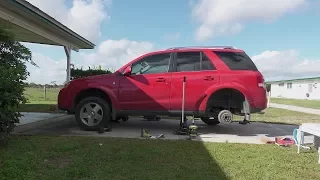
239,116,250,125
98,118,112,134
239,99,250,125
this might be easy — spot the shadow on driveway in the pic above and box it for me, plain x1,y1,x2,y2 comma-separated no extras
14,115,312,144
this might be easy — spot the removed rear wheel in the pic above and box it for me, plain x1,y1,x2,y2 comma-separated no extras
75,97,111,131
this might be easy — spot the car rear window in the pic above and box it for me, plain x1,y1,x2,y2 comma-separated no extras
214,51,258,71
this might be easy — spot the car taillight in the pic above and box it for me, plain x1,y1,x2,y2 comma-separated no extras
257,74,265,88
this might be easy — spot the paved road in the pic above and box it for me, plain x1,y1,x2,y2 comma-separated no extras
270,103,320,115
14,114,314,145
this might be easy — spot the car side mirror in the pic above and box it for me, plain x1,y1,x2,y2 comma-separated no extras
123,66,132,76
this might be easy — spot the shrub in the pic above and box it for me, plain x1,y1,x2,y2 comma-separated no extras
0,29,35,145
71,65,113,80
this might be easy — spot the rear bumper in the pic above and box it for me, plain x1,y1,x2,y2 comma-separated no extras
249,96,267,113
249,87,268,112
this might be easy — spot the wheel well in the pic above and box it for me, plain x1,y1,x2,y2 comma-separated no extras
74,88,112,111
206,88,245,114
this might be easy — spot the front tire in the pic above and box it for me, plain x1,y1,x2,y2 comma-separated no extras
201,116,220,125
75,97,111,131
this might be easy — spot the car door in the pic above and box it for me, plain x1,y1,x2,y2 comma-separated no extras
170,51,220,111
118,52,173,111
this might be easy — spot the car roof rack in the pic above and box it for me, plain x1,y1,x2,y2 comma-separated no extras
166,46,235,50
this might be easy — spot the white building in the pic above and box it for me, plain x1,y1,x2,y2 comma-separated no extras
268,77,320,100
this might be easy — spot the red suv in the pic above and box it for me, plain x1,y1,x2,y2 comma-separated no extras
58,46,267,130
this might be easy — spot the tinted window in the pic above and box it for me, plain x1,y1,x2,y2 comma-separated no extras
131,53,171,75
176,52,215,72
214,51,258,71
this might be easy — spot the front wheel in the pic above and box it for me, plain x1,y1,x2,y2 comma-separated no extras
75,97,111,131
201,116,220,125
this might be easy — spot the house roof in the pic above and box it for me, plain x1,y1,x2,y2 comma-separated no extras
0,0,95,51
267,77,320,84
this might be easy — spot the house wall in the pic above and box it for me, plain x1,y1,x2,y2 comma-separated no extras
270,81,320,100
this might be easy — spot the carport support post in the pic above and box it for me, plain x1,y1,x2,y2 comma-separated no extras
64,45,71,82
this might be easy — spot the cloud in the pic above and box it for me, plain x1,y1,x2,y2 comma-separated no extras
79,39,154,70
252,50,320,81
26,53,67,85
26,39,154,84
191,0,306,41
26,0,110,43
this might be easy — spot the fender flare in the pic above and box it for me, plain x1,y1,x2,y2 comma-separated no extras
198,83,252,111
73,85,120,112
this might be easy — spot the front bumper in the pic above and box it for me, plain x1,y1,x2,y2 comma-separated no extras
57,87,71,111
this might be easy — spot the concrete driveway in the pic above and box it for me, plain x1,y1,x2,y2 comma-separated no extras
14,113,314,144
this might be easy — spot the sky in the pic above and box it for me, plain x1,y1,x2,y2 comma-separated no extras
24,0,320,85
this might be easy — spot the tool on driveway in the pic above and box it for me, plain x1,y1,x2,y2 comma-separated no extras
275,137,295,147
188,118,198,140
141,128,164,139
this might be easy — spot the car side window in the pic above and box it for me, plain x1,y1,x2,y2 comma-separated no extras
176,52,216,72
131,53,171,75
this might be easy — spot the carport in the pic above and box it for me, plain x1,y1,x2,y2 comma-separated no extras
0,0,95,82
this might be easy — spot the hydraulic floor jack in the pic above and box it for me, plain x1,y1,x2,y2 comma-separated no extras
174,76,189,135
174,77,198,138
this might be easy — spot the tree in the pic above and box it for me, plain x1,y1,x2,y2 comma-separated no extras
0,28,36,145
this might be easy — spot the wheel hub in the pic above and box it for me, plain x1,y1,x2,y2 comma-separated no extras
80,102,103,126
88,111,95,118
218,110,233,124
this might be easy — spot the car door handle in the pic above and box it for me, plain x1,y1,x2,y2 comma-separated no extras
156,78,166,82
203,76,214,81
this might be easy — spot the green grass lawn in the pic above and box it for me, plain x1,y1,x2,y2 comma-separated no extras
234,108,320,125
271,97,320,109
20,87,60,112
0,136,319,180
24,87,60,102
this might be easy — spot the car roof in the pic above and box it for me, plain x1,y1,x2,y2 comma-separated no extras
116,46,244,72
166,46,236,50
146,46,244,55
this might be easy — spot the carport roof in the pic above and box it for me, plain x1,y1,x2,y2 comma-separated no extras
0,0,95,51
